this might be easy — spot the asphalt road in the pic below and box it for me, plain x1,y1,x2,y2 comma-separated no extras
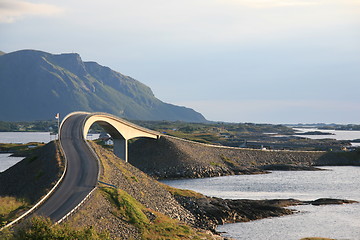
32,113,98,222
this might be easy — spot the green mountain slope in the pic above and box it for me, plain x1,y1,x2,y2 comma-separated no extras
0,50,207,122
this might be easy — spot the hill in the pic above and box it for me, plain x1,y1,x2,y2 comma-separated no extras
0,50,207,122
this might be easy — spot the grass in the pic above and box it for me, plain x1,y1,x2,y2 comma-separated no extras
220,155,242,168
0,197,29,227
101,187,149,225
0,216,110,240
0,142,44,151
88,141,216,239
159,183,205,199
0,142,44,156
163,130,219,144
209,161,223,167
100,187,209,240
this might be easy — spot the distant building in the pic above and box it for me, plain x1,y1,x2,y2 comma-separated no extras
104,139,114,145
98,132,113,145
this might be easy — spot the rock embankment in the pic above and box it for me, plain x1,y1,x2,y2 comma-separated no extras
0,141,63,204
129,135,360,179
68,142,358,238
1,141,357,240
67,142,224,240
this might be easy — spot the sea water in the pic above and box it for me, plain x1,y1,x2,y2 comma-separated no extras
294,128,360,147
0,132,52,172
0,132,99,172
0,132,53,144
162,167,360,240
1,132,360,239
0,153,24,172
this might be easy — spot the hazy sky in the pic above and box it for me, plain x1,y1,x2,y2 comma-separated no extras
1,0,359,123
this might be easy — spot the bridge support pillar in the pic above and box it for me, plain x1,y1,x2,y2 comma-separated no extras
113,138,128,162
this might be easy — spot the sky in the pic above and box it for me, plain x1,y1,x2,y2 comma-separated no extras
1,0,360,124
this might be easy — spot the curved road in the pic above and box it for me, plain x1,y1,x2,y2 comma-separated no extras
32,113,99,222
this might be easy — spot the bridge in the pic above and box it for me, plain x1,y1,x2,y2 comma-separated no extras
75,112,160,162
3,112,161,227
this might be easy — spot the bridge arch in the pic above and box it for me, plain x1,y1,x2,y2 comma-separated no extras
61,112,161,162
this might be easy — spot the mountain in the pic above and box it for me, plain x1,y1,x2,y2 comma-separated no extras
0,50,207,122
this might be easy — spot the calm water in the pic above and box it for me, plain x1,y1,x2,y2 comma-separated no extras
0,132,53,144
0,153,24,172
0,132,52,172
0,132,99,172
162,167,360,240
1,132,360,239
294,128,360,147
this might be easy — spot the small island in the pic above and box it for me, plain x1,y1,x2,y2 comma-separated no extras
296,131,334,136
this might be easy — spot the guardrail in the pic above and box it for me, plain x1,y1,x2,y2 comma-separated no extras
0,112,102,230
165,135,326,153
98,180,118,189
56,187,97,224
55,113,104,224
0,140,68,231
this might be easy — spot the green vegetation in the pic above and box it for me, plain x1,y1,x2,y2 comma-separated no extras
100,187,208,239
209,161,223,167
220,155,241,168
135,120,294,135
0,197,29,227
0,142,45,156
160,184,205,199
132,120,297,147
1,117,355,151
0,121,58,132
101,187,149,225
0,216,110,240
131,120,352,151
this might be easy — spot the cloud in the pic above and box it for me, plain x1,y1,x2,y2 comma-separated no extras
0,0,63,23
220,0,323,8
219,0,322,8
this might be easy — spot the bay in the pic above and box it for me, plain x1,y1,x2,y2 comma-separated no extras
0,132,100,172
162,167,360,240
1,132,360,239
0,153,24,172
0,132,53,144
293,128,360,147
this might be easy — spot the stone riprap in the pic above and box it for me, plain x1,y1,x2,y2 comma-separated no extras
129,135,360,179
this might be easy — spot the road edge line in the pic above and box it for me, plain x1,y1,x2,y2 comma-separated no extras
56,114,102,224
0,139,68,231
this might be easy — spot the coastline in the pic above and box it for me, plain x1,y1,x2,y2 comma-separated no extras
129,135,360,179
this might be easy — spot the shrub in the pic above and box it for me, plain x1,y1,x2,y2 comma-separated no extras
10,216,110,240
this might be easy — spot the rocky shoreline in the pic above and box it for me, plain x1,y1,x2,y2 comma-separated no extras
129,135,360,179
1,141,358,239
165,184,358,233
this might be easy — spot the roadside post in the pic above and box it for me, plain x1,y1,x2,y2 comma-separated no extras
55,113,60,140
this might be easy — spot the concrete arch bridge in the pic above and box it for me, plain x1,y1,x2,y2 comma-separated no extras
63,112,161,162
